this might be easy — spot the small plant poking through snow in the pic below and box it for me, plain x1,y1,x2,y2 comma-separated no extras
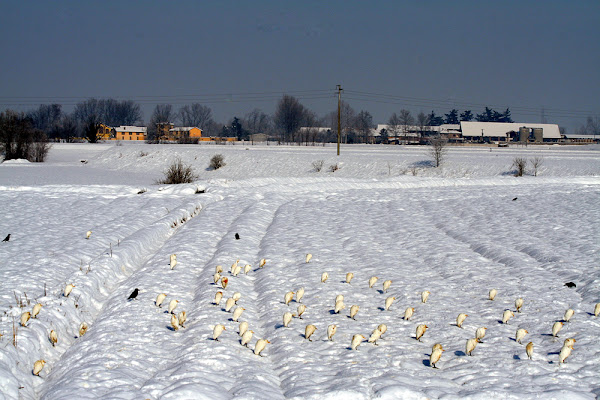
329,163,339,173
209,154,225,170
512,157,527,177
157,158,197,184
139,151,148,157
312,160,324,172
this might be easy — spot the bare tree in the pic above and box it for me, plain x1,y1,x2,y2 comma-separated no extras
27,104,63,138
398,109,414,135
428,135,448,167
416,112,428,138
148,104,174,141
0,110,50,162
73,98,142,128
244,109,271,136
586,116,600,139
273,95,306,143
354,110,374,143
387,113,401,139
530,156,543,176
179,104,213,128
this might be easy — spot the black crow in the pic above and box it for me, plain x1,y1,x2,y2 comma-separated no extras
512,197,518,201
128,288,139,300
235,233,240,240
564,282,576,288
2,234,9,242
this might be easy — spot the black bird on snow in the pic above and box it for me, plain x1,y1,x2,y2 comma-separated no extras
512,197,518,201
128,288,139,300
2,234,10,242
564,282,576,288
235,233,240,240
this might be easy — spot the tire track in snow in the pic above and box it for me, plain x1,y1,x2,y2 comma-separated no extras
33,194,215,400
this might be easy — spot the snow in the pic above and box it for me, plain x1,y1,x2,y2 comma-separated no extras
0,142,599,399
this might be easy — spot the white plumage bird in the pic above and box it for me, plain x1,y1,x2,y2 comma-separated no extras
241,330,254,347
456,313,468,328
384,296,396,311
283,311,294,327
327,324,337,341
33,360,45,376
296,287,305,303
254,339,269,356
421,290,430,303
79,322,88,337
297,304,306,319
305,324,317,341
305,253,312,263
564,308,574,323
168,299,179,314
351,334,365,350
170,254,177,269
346,272,354,284
552,321,563,337
466,338,478,356
416,324,428,341
430,344,445,368
232,307,245,322
156,293,167,308
284,291,295,305
239,321,248,337
382,280,392,293
403,307,415,321
213,324,226,341
516,328,528,344
214,291,223,306
349,305,360,320
64,283,75,297
368,276,378,288
475,327,487,343
489,289,498,301
321,272,329,283
32,303,42,319
515,297,524,313
502,310,514,324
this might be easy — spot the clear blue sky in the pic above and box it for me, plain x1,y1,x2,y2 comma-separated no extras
1,1,598,131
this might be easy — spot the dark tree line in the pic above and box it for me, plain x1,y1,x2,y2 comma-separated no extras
0,110,52,162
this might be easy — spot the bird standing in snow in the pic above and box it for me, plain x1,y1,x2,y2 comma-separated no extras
20,311,30,327
456,313,468,328
382,280,392,293
230,259,239,273
215,265,223,274
404,307,415,321
225,297,236,312
564,309,574,322
377,324,387,336
232,292,241,303
168,299,179,314
221,277,229,289
384,296,396,311
213,291,223,306
244,264,252,274
213,272,221,285
296,287,305,303
559,343,574,364
475,327,487,343
334,300,346,314
178,311,187,328
351,334,365,350
170,314,180,331
232,264,242,277
241,330,254,346
421,291,430,303
259,258,266,268
516,328,528,344
284,291,295,305
321,272,329,283
85,230,92,239
297,304,306,319
327,324,337,341
33,360,46,376
430,344,445,368
526,342,534,360
32,303,42,319
79,322,88,337
49,330,58,347
350,305,360,320
232,307,245,322
305,324,317,341
594,303,600,317
156,293,167,307
254,339,270,356
2,234,10,242
127,288,139,301
239,321,248,336
368,276,379,288
305,253,312,263
213,324,226,341
416,324,428,341
552,321,563,338
170,254,177,269
335,294,344,304
283,312,294,327
466,338,478,356
346,272,354,284
368,328,382,345
489,289,498,301
64,283,75,297
515,298,524,313
502,310,514,324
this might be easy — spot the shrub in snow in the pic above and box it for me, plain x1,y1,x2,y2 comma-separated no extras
209,154,225,170
428,135,448,168
329,163,339,172
512,157,527,177
312,160,324,172
530,156,543,177
157,158,197,184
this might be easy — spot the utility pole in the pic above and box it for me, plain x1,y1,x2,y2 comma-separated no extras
337,84,343,156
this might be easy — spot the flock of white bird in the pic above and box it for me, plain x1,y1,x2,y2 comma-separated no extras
23,239,600,377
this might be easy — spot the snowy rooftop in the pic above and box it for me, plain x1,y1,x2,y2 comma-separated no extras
461,121,561,139
114,125,147,133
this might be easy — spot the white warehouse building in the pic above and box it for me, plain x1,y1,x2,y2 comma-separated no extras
460,122,561,142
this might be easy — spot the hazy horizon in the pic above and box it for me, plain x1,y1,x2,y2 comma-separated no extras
1,1,598,132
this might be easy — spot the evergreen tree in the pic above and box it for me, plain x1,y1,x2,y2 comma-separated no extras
428,110,444,126
444,109,459,124
460,110,473,121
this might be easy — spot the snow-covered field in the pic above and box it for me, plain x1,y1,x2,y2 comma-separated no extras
0,142,599,399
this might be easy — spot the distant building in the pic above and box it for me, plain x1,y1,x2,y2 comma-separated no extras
114,126,147,141
460,122,561,143
168,127,203,141
96,124,114,141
